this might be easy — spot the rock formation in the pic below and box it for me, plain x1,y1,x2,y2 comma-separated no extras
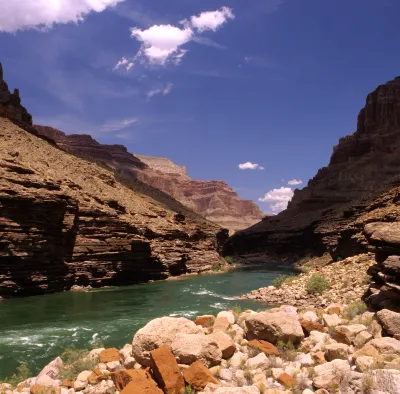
226,76,400,262
34,126,265,232
0,62,33,132
0,117,226,297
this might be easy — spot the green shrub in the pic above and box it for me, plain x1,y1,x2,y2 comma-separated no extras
2,362,32,388
232,304,242,321
224,256,234,265
59,348,97,380
277,341,297,361
211,263,223,272
342,301,367,320
272,275,293,288
306,274,330,294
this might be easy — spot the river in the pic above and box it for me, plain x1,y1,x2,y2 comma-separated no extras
0,264,292,378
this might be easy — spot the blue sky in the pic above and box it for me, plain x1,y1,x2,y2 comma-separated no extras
0,0,399,213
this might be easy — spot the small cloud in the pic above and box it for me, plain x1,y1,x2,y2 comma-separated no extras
114,6,234,70
189,7,234,32
147,82,173,98
288,179,303,186
101,118,137,132
258,187,294,213
113,57,134,72
238,162,265,170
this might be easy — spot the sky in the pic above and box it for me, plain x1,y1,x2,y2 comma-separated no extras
0,0,399,214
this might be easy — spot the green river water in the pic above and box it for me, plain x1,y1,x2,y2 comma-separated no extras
0,264,292,379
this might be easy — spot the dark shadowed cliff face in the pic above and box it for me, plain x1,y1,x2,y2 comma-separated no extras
226,76,400,262
35,126,265,232
0,66,226,298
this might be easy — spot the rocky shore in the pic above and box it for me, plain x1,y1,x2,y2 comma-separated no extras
242,254,374,308
2,299,400,394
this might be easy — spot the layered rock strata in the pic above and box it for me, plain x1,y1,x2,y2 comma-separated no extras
0,117,225,297
226,76,400,261
34,126,265,232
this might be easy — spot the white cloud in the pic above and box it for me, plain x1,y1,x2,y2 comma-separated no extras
238,162,265,170
288,179,303,186
100,118,137,132
258,187,294,213
114,6,234,69
0,0,124,33
130,24,193,65
189,7,234,32
147,83,173,98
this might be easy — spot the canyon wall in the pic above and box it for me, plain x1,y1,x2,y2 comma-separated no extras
35,127,265,232
226,76,400,262
0,66,226,297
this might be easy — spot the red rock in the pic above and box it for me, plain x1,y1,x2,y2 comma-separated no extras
183,361,219,391
299,319,325,335
277,373,296,388
247,339,280,356
88,368,105,385
150,345,185,394
111,369,141,390
30,385,60,394
194,315,215,328
119,371,163,394
99,348,120,363
61,380,74,388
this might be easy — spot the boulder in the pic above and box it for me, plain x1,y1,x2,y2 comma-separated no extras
111,370,141,391
371,369,400,394
245,311,304,344
301,311,319,322
299,319,325,335
132,317,202,366
245,352,269,369
195,315,215,328
322,314,341,327
99,348,120,363
119,370,163,394
183,360,219,391
354,330,373,348
120,344,136,369
377,309,400,337
334,324,367,345
230,352,248,368
38,357,63,380
369,337,400,355
150,345,185,394
211,387,260,394
247,339,280,356
30,385,60,394
313,359,351,389
326,304,342,315
217,311,235,325
208,331,236,359
171,333,222,367
87,368,105,385
352,344,380,359
324,343,349,361
213,317,231,332
277,373,296,388
355,356,374,372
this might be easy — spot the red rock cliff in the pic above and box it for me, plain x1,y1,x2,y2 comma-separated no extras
34,127,265,232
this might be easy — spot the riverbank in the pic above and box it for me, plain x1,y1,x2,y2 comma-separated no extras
2,300,400,394
242,254,374,308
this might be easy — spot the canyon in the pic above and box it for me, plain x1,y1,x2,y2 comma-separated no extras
226,76,400,263
0,65,228,298
34,126,265,233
